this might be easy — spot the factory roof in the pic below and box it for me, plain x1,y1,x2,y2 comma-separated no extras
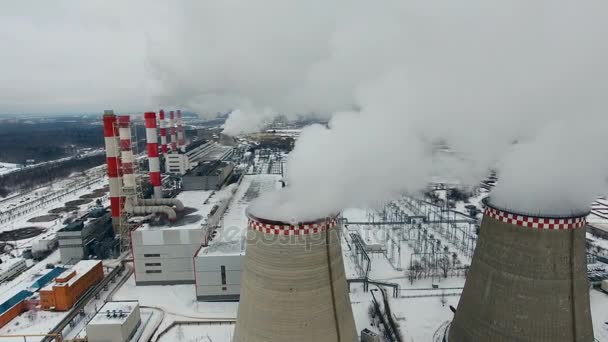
137,188,228,231
41,260,101,291
89,301,139,325
184,160,232,177
197,174,282,256
0,257,25,273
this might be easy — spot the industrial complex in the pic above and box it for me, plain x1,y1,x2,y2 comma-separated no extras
0,108,607,342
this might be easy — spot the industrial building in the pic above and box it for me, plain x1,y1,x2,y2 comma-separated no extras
58,210,113,264
449,198,593,341
40,260,104,311
0,258,27,283
0,267,65,328
182,160,234,191
165,140,233,175
193,174,282,301
86,301,141,342
131,187,233,285
0,290,31,328
233,209,357,341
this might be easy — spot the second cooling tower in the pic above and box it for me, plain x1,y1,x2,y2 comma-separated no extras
234,212,357,342
449,198,593,341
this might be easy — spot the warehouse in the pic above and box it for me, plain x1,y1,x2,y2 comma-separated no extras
194,174,282,301
131,187,235,285
40,260,104,311
86,301,141,342
182,160,234,191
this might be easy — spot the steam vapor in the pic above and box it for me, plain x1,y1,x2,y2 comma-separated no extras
149,0,608,220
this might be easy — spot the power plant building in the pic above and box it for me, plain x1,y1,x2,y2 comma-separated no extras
233,200,357,341
191,175,281,301
449,198,593,341
131,187,233,285
40,260,104,311
165,141,233,175
182,160,234,191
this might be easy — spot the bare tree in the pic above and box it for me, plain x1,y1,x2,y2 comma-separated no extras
438,254,451,278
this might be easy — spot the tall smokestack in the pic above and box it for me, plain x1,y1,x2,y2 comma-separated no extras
234,212,357,342
159,109,168,155
118,115,136,195
169,110,177,152
144,112,162,199
103,110,123,231
448,198,593,341
176,109,185,150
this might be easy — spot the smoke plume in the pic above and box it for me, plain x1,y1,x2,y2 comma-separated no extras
149,0,608,220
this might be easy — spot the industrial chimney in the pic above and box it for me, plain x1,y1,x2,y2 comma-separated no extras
448,198,593,341
159,109,168,155
102,110,123,232
144,112,162,198
169,110,177,152
176,109,185,150
234,212,358,342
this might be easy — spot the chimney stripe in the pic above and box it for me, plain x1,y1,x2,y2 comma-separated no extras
484,207,586,229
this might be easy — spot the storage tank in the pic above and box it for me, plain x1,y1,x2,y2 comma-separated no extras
449,197,593,341
233,211,357,342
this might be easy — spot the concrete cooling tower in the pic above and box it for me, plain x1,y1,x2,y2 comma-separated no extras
233,212,357,342
449,198,593,341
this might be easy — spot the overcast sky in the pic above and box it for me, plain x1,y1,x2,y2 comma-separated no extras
0,1,168,114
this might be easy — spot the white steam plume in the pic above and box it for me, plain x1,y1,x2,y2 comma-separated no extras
149,0,608,220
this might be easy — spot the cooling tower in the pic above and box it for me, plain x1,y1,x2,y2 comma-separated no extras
449,198,593,342
234,212,357,342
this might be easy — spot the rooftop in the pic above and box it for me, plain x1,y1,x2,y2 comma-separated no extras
89,301,139,325
41,260,101,291
185,160,232,177
0,258,25,273
137,187,233,231
197,174,282,256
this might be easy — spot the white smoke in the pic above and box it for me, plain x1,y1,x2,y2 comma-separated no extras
149,0,608,220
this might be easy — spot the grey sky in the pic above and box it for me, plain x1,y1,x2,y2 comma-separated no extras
0,1,164,114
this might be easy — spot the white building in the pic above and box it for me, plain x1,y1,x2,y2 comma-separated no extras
131,188,234,285
0,258,27,283
165,141,233,175
86,301,141,342
194,174,282,301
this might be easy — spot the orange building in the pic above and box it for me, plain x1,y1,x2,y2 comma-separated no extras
40,260,104,311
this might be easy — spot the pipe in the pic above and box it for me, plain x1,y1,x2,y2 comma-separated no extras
125,200,177,221
135,198,184,211
144,112,162,198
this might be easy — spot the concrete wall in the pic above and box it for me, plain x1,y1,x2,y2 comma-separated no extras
234,224,358,342
449,214,593,341
194,253,242,301
132,228,203,285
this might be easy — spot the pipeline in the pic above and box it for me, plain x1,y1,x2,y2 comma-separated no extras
135,198,184,211
124,198,184,221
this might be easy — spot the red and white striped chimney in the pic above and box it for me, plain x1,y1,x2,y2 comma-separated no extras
145,112,162,198
159,109,168,155
176,109,185,149
103,110,123,229
118,115,136,191
169,110,177,152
